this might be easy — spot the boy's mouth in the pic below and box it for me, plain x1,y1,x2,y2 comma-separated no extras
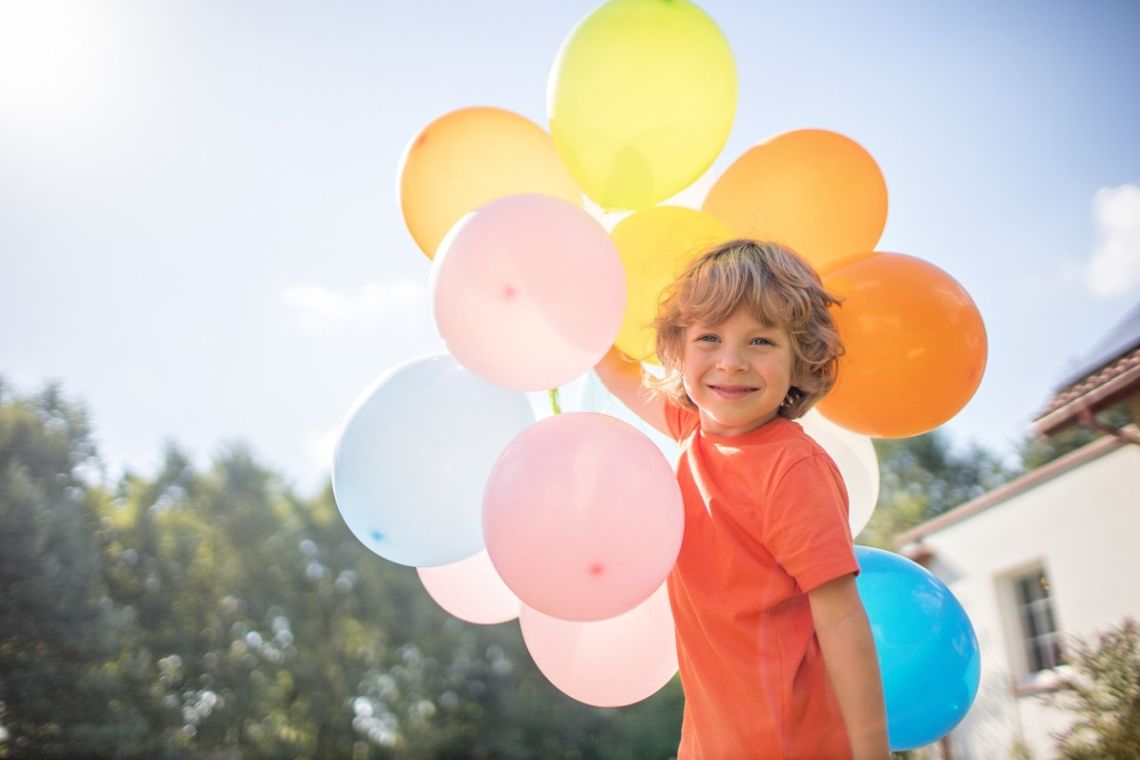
707,384,758,399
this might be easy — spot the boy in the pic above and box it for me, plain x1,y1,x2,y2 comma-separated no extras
595,240,889,759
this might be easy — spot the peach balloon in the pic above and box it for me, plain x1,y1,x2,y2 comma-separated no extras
399,107,582,259
483,412,683,622
431,194,627,391
519,582,678,707
702,129,888,272
417,550,520,625
817,253,987,438
611,206,733,363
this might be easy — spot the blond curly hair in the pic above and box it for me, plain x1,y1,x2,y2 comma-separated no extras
648,239,844,420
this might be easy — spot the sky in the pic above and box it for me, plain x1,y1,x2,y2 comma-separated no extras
2,0,1139,495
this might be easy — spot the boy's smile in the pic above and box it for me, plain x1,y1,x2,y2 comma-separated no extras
707,384,759,399
681,307,794,437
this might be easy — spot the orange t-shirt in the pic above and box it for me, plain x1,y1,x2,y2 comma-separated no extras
665,403,859,760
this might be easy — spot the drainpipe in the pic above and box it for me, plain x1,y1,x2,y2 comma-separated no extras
1076,408,1140,446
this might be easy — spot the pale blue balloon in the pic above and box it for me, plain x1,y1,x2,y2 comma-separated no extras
333,354,535,567
855,546,981,751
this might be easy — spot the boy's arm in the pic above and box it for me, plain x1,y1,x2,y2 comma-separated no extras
808,574,891,760
594,346,670,436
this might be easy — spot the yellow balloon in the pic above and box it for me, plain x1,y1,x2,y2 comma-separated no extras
399,107,582,259
548,0,737,211
703,129,888,272
611,206,733,363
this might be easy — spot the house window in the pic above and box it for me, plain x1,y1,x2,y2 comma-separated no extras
1013,567,1063,673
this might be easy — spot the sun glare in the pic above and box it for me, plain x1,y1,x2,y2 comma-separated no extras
0,0,123,142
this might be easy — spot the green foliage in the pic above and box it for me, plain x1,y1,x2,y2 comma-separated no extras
1019,403,1134,470
0,380,131,757
0,380,682,758
1049,618,1140,760
857,429,1018,548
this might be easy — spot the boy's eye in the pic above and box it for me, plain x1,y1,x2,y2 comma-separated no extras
696,334,719,343
751,337,774,346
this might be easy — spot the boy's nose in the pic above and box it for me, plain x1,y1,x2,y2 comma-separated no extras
716,350,747,371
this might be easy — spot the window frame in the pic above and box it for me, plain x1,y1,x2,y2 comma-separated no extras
998,561,1067,693
1013,567,1064,673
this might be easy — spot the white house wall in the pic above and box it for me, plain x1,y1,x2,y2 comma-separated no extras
908,443,1140,760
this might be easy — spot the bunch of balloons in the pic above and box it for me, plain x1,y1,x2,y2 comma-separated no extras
332,0,984,747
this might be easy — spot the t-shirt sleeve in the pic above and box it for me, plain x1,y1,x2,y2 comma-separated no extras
759,452,859,592
663,400,700,443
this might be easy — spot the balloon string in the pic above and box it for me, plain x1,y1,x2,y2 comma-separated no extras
548,388,562,415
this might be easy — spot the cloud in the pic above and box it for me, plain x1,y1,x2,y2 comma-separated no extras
1087,184,1140,298
282,278,427,333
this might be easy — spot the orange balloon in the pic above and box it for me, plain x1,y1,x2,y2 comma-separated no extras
817,253,987,438
399,107,582,258
817,250,877,277
702,129,888,272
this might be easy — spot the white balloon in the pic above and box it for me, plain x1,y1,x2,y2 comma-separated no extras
417,550,520,625
333,354,535,566
799,409,880,537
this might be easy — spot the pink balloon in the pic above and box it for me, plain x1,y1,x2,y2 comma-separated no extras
416,550,520,625
519,583,678,707
430,194,627,391
483,412,683,622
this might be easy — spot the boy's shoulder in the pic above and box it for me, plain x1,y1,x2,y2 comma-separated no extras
747,417,822,452
777,418,827,454
737,419,836,477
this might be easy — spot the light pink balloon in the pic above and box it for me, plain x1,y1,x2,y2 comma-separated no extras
519,582,678,707
416,550,521,625
430,194,627,391
483,412,683,622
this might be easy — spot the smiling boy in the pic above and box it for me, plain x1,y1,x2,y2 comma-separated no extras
595,239,889,759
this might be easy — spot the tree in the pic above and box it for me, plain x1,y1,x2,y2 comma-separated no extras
1019,402,1134,470
0,379,132,757
857,429,1018,548
0,379,687,758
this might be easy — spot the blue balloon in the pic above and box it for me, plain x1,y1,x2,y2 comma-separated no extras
855,546,981,751
333,354,535,567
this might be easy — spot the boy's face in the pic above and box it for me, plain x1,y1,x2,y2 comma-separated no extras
681,307,794,437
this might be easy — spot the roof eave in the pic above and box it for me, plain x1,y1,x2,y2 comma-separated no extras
1032,361,1140,437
